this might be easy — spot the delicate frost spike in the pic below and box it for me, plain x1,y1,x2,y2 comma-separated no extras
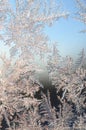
74,48,86,69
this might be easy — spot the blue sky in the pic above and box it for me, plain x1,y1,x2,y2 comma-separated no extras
1,0,86,58
44,0,86,58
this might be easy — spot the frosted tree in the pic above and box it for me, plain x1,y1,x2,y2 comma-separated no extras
75,0,86,32
0,0,69,80
0,0,69,86
0,0,68,129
